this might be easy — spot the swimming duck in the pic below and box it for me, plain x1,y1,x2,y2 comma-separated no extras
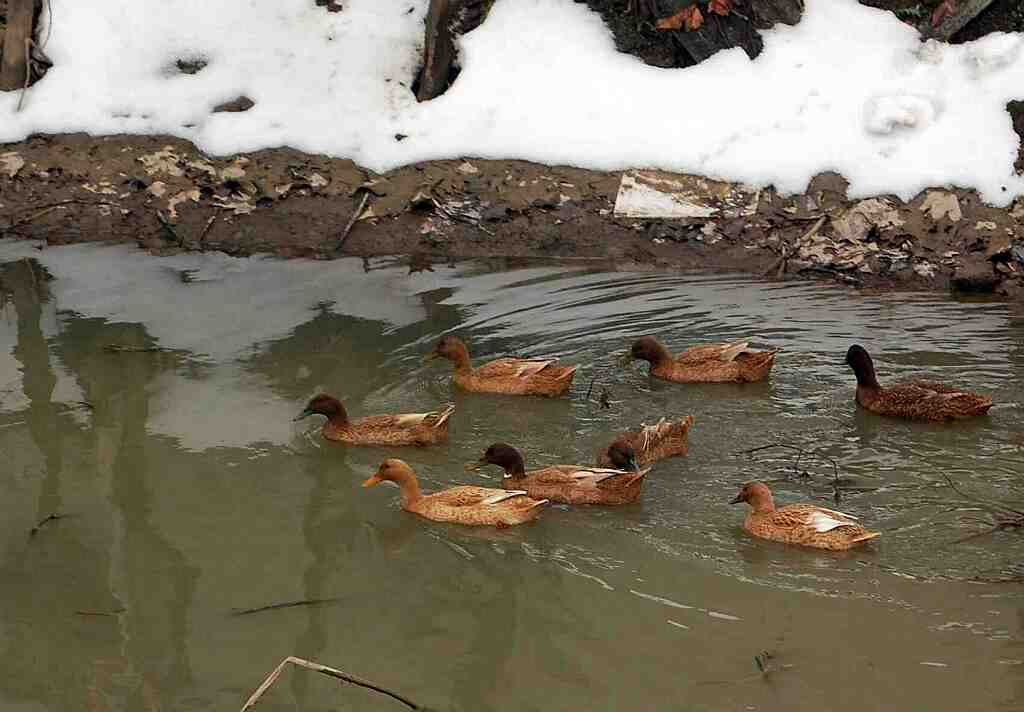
730,482,880,551
627,336,777,383
424,336,578,397
845,345,993,421
467,442,648,505
362,459,548,527
596,415,695,468
294,394,454,446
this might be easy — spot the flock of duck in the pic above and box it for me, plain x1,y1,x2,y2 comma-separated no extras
294,335,994,552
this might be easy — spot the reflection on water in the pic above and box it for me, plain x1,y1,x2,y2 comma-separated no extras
0,241,1021,711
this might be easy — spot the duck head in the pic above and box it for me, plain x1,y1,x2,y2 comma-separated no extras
606,441,640,472
845,344,879,388
362,458,415,488
466,442,526,478
424,335,471,367
627,336,670,365
294,393,347,422
730,481,775,513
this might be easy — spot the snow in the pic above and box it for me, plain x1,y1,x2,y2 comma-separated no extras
1,0,1022,204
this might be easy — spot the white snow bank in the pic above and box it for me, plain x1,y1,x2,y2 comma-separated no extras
1,0,1022,204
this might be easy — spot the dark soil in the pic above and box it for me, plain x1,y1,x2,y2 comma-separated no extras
2,134,1022,299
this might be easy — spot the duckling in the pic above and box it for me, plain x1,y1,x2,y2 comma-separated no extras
845,344,993,421
627,336,777,383
424,336,578,397
467,442,648,505
294,394,454,446
730,481,880,551
362,459,547,527
596,415,695,468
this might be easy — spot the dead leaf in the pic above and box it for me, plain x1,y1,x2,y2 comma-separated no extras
931,0,955,28
709,0,733,16
656,4,702,32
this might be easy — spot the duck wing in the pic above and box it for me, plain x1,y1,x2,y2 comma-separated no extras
474,357,558,379
770,504,861,532
677,341,751,364
432,485,533,507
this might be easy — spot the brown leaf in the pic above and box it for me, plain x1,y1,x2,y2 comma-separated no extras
709,0,733,16
656,4,703,32
655,6,689,30
686,5,704,30
931,0,955,28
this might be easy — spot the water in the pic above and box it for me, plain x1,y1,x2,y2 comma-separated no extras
0,242,1021,712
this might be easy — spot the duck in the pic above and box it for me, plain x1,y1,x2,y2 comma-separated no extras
467,442,649,505
626,336,777,383
294,393,454,446
845,344,993,421
730,481,880,551
361,459,548,527
423,336,578,397
596,415,695,468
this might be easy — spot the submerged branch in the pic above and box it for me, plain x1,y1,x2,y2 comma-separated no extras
240,656,421,711
29,513,66,537
230,597,343,616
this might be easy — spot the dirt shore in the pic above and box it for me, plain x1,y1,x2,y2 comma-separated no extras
1,133,1022,297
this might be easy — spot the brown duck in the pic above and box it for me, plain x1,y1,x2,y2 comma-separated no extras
730,482,880,551
424,336,578,397
596,415,695,468
294,394,454,446
627,336,777,383
362,459,548,527
467,442,648,505
845,345,993,421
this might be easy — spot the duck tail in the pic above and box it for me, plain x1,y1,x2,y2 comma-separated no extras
624,467,651,487
849,531,881,545
558,364,580,381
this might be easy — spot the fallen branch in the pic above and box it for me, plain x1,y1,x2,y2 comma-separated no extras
335,191,371,251
230,597,342,616
4,199,123,231
29,512,65,537
240,656,420,711
103,344,167,353
16,37,31,112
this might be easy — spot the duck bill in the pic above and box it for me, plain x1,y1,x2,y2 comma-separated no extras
421,352,439,364
729,493,744,504
464,458,487,472
293,408,313,422
361,474,384,488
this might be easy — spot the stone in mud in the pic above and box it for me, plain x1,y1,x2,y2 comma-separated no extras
952,258,999,293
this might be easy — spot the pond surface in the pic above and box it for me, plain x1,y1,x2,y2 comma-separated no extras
0,241,1021,712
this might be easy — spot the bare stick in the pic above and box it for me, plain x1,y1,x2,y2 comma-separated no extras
5,200,123,231
942,474,1024,517
198,211,219,244
28,512,65,537
16,37,31,112
103,345,167,353
240,656,420,711
230,597,342,616
336,191,370,251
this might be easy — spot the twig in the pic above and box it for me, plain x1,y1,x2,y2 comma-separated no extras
28,512,65,537
230,597,342,616
75,608,125,617
240,656,420,711
336,191,370,251
198,211,219,245
584,377,596,402
103,344,167,353
16,37,30,112
156,210,183,245
5,199,123,231
942,474,1024,517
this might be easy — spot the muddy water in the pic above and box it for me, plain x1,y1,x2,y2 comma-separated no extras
0,242,1021,712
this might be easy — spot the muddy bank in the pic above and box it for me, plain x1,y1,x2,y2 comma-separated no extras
1,133,1022,297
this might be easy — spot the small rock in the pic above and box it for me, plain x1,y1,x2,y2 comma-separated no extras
213,96,255,113
456,161,479,175
0,152,26,179
975,220,997,231
913,261,936,279
951,261,998,293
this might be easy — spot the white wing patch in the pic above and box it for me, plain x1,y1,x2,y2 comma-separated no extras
513,359,555,377
393,412,429,426
807,510,857,532
718,341,750,362
481,490,528,505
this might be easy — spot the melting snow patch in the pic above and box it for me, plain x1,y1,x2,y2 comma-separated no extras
0,0,1022,204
